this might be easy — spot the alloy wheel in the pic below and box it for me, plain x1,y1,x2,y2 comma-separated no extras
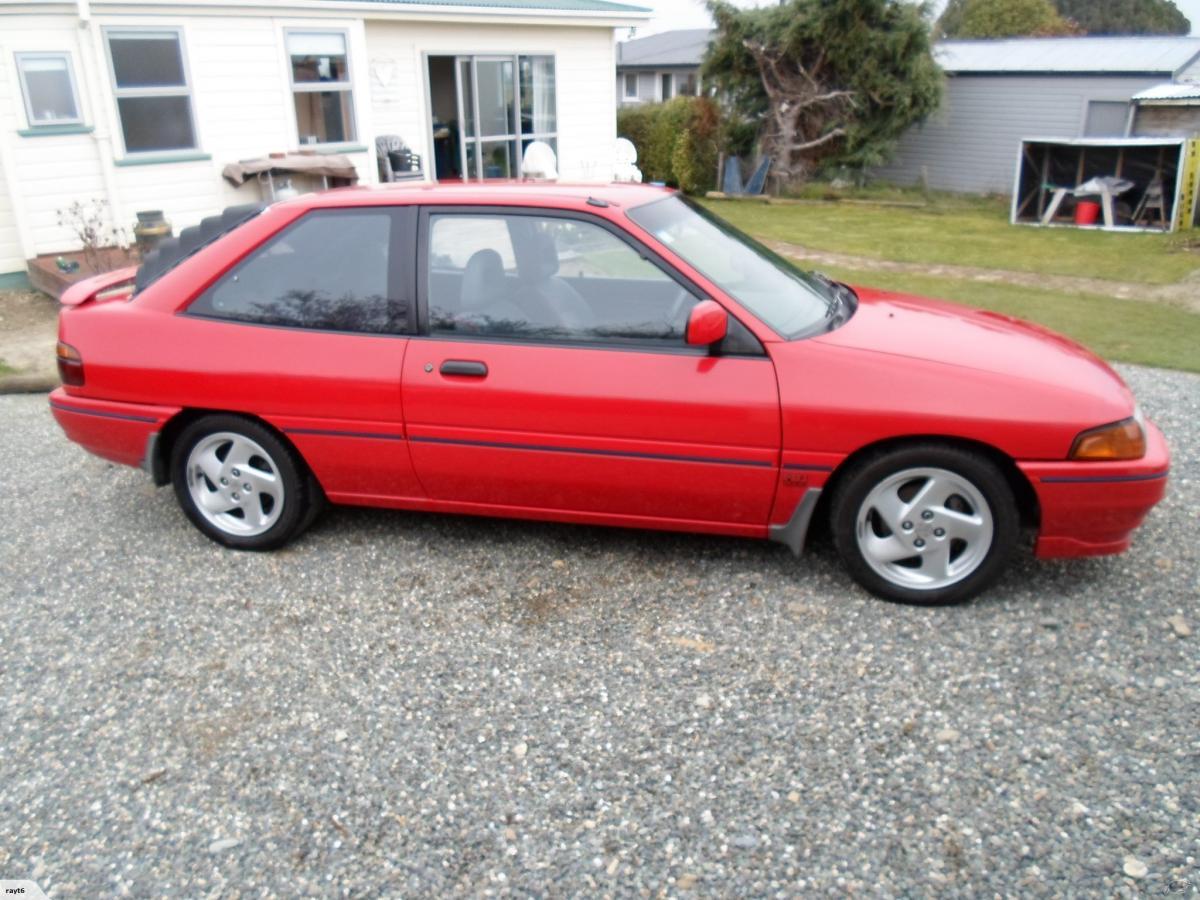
854,466,994,591
184,431,284,537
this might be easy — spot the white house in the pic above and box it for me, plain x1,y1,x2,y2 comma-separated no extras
0,0,649,284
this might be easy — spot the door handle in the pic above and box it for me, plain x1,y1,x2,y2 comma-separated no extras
439,359,488,377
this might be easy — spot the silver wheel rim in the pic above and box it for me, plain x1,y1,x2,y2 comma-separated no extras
185,432,284,537
855,466,993,591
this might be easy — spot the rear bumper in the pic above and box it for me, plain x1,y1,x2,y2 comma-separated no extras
1020,421,1170,559
49,388,180,470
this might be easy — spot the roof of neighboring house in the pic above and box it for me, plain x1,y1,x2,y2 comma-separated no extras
936,37,1200,76
617,28,713,67
1132,82,1200,101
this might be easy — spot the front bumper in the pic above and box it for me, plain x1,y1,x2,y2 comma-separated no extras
49,388,180,470
1020,420,1170,559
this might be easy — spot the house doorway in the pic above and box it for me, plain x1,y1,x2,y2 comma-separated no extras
426,54,558,182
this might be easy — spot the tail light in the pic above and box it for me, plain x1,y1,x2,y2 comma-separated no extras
56,341,84,386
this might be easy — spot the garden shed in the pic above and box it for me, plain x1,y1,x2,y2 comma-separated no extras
1011,136,1200,232
874,36,1200,194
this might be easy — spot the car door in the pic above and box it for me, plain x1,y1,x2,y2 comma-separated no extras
182,205,422,503
401,206,781,530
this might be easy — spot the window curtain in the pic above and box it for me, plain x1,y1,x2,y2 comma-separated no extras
529,56,555,134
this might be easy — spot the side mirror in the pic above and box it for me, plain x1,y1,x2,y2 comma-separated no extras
685,299,728,346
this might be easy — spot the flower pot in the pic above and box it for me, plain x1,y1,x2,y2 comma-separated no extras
133,210,172,255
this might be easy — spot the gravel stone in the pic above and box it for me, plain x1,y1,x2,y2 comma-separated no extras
1167,614,1191,637
1,364,1197,896
1123,856,1149,879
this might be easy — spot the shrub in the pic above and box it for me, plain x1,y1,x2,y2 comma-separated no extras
617,96,721,194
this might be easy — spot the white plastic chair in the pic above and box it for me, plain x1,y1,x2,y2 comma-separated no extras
521,141,559,180
613,138,642,183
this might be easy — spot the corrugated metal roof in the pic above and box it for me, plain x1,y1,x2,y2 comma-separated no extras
1133,82,1200,101
617,28,712,67
340,0,650,13
1021,136,1187,147
936,37,1200,75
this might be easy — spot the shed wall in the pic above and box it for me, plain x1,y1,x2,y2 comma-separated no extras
874,74,1163,193
1133,105,1200,136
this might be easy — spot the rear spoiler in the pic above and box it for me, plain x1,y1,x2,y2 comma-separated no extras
59,266,138,307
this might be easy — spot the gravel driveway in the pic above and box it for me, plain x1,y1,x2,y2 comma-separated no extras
1,365,1196,897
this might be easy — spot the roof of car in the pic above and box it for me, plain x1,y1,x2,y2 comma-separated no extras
289,180,678,211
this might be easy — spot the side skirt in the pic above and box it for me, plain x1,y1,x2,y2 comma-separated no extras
768,488,822,556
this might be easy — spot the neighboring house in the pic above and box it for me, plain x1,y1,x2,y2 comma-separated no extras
874,37,1200,194
0,0,649,283
615,28,711,107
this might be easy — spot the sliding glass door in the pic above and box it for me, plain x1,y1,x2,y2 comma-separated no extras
454,55,556,180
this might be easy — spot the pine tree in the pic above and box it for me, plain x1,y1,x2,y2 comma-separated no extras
703,0,942,187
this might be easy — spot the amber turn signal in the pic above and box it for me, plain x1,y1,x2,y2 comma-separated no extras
56,341,84,386
1069,417,1146,461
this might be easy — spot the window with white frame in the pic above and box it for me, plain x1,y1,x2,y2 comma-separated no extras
15,53,82,126
623,72,638,99
105,30,197,153
676,71,698,97
287,31,355,145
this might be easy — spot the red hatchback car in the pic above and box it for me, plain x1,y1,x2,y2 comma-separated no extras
50,183,1169,604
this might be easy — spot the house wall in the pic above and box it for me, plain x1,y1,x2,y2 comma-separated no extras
0,10,377,273
0,151,20,276
365,21,617,182
874,74,1164,194
0,10,623,274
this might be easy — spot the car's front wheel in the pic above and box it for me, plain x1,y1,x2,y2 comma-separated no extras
830,444,1019,605
171,415,314,550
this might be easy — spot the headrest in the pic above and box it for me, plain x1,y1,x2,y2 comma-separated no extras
461,249,504,311
525,232,559,281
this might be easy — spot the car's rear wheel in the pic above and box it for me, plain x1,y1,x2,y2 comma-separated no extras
171,415,313,550
829,444,1019,605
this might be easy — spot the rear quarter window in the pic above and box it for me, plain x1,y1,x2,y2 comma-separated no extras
188,208,409,335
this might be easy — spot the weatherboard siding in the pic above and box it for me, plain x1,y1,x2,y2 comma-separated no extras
0,11,376,272
875,74,1163,194
0,15,106,270
0,153,21,276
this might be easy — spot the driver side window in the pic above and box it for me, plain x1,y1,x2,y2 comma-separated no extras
426,213,696,345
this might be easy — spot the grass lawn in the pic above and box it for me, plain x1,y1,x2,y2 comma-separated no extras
821,266,1200,374
0,359,15,376
701,196,1200,285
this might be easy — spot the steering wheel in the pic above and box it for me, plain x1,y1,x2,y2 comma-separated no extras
666,287,692,333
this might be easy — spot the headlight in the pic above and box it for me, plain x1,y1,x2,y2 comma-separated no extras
1069,416,1146,461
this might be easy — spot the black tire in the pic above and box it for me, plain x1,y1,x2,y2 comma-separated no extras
170,414,316,550
829,443,1019,605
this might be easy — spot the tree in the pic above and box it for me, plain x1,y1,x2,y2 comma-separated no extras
1053,0,1190,35
939,0,1191,36
937,0,1077,38
702,0,942,188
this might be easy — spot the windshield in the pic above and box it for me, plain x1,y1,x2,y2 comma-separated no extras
627,195,838,339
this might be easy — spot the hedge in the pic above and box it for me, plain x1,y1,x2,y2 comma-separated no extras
616,96,720,194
